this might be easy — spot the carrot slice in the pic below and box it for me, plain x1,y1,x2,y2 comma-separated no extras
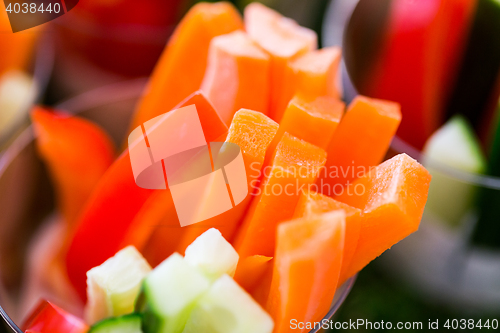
275,95,344,150
293,190,361,285
336,153,431,282
267,211,345,333
290,46,343,100
234,255,273,293
31,108,115,226
201,31,271,125
316,96,401,194
176,109,279,253
234,133,326,258
244,2,317,122
66,91,227,300
129,2,243,130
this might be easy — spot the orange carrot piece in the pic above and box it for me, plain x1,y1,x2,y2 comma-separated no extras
267,211,345,333
234,133,326,258
244,2,317,122
290,46,343,100
31,108,115,225
129,2,243,130
276,95,344,150
176,109,279,253
234,255,273,293
336,153,431,282
201,31,271,125
251,258,275,308
316,96,401,194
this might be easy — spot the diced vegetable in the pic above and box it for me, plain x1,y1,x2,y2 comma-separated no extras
423,115,486,226
129,2,243,129
266,211,345,333
201,31,271,125
274,94,344,150
293,190,362,284
176,109,279,252
88,314,143,333
21,300,88,333
183,275,274,333
336,153,431,282
184,228,239,281
234,255,273,293
244,2,317,122
31,107,115,226
316,96,401,191
66,91,227,300
234,133,327,258
139,253,211,333
290,47,342,100
85,246,152,324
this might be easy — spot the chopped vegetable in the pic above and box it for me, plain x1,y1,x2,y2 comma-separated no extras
183,274,274,333
266,211,345,333
244,2,317,121
184,228,239,281
316,96,401,192
201,31,271,125
139,253,211,333
293,190,362,285
423,115,486,226
21,300,88,333
234,255,273,293
31,107,115,226
234,133,327,258
129,2,243,130
85,246,152,325
88,314,143,333
336,153,431,281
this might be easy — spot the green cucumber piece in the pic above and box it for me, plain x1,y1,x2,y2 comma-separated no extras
184,228,239,281
182,274,274,333
423,116,486,226
139,253,211,333
89,314,143,333
85,246,152,324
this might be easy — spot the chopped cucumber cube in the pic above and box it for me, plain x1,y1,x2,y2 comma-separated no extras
86,246,152,324
183,274,274,333
184,228,239,281
423,116,487,226
89,314,143,333
140,253,211,333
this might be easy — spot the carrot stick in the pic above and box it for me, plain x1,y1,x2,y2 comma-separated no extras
234,255,273,293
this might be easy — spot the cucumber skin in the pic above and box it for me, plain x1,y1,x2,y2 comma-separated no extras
88,314,143,333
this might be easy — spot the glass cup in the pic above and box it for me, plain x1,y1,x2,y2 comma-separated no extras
0,81,356,332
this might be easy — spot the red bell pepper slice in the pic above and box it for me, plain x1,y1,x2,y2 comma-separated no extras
21,300,88,333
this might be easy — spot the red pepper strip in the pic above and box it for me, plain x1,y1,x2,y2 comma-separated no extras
21,300,88,333
65,91,227,300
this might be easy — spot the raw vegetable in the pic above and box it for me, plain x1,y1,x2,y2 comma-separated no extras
21,300,88,333
31,107,115,226
66,91,227,300
88,314,143,333
316,96,401,191
274,94,344,150
293,190,362,285
336,153,432,282
266,211,345,333
423,115,486,226
244,2,317,121
176,109,279,253
183,274,274,333
201,30,271,125
129,2,243,130
234,133,327,258
85,246,152,325
234,255,273,293
139,253,211,333
184,228,239,281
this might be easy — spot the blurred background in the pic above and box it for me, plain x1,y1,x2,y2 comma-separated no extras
1,0,500,331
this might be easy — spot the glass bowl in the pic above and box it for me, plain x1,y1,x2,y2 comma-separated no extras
0,81,355,332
